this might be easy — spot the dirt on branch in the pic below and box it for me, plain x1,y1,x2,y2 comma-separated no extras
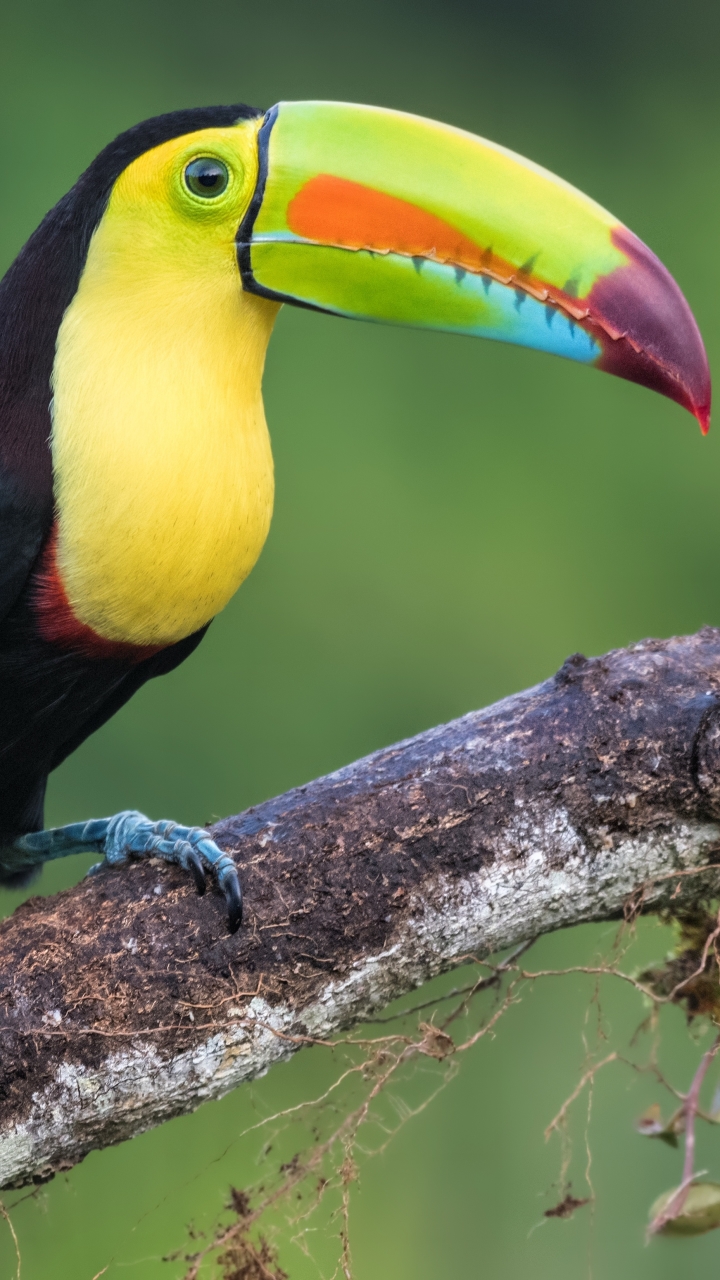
2,628,720,1188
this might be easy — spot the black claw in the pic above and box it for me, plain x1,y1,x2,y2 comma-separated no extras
224,870,243,933
187,850,207,895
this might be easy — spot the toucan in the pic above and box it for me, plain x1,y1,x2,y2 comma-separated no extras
0,101,710,932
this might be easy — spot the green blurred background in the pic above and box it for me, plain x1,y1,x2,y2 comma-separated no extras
1,0,720,1274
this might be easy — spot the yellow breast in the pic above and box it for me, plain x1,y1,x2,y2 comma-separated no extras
51,126,279,648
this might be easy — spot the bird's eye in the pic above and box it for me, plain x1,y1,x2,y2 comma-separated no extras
183,157,230,198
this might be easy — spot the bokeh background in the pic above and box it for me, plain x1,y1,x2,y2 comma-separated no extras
1,0,720,1275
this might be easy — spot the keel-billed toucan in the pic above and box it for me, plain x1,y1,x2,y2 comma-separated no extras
0,102,710,931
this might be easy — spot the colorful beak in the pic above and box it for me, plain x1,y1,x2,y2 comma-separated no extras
238,101,710,432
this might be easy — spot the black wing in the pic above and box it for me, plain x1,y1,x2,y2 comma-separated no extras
0,219,61,621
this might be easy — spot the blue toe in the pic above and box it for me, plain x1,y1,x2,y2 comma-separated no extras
13,810,243,931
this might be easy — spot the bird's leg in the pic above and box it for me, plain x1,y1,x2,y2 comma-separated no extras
11,811,242,932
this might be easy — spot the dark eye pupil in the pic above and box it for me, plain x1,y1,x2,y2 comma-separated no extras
184,158,229,198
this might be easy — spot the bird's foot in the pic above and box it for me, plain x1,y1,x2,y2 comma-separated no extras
13,811,242,932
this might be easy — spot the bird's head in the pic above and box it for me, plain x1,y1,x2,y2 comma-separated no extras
1,100,710,652
79,99,709,432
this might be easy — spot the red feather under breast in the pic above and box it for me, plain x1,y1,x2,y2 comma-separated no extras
32,525,164,663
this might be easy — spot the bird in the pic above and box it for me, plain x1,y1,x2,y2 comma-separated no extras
0,100,710,932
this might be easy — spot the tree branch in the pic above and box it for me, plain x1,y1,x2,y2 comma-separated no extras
2,628,720,1189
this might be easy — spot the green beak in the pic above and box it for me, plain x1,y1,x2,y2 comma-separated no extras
237,100,710,431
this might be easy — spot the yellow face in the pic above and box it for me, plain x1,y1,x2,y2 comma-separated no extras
108,121,262,280
52,121,280,648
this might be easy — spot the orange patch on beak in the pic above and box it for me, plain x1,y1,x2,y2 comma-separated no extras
287,174,489,271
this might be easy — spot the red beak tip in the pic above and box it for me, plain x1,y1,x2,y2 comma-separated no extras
696,405,711,435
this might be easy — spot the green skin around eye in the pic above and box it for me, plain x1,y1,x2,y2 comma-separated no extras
184,158,229,197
